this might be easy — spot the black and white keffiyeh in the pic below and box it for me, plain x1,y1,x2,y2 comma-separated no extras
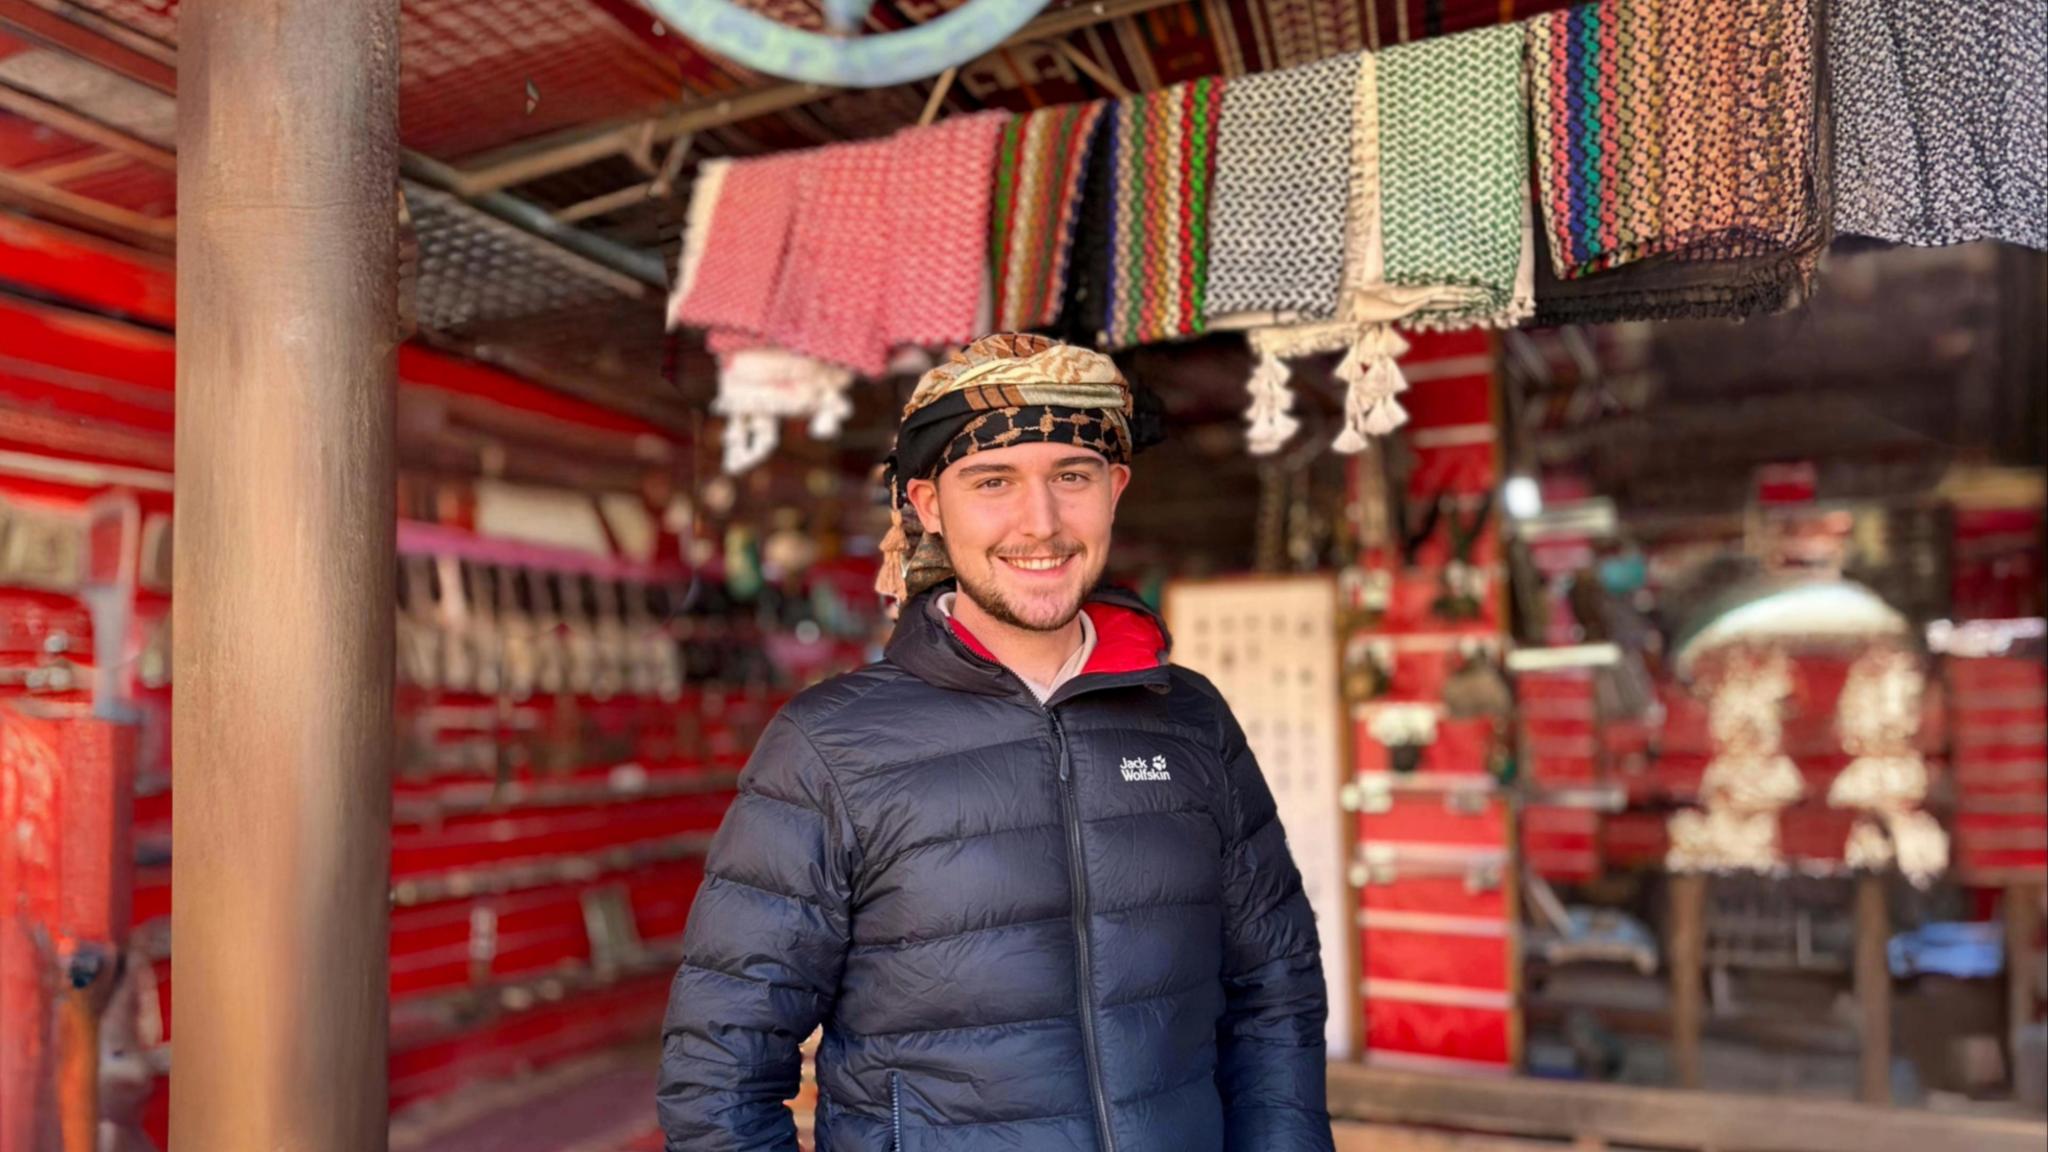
1206,52,1359,326
1831,0,2047,250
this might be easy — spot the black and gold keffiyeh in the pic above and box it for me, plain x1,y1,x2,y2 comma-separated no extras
879,333,1135,603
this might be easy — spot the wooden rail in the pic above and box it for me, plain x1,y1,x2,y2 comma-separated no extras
1327,1065,2048,1152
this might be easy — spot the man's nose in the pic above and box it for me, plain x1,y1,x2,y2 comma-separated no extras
1019,478,1061,539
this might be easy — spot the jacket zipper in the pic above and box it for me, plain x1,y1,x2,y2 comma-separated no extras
932,623,1125,1149
890,1070,902,1152
1051,710,1118,1152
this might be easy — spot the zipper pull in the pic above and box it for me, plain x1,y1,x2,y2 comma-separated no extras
1050,712,1070,781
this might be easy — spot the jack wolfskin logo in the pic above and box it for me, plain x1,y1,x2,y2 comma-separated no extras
1120,755,1171,782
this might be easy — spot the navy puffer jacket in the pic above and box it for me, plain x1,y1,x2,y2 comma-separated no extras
658,585,1332,1151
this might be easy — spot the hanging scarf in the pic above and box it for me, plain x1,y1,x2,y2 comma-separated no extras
1206,52,1359,327
668,158,728,323
762,138,898,377
1103,78,1226,349
1242,29,1532,456
992,102,1110,333
667,153,801,344
1053,128,1118,347
883,111,1011,350
1376,23,1533,331
1830,0,2047,251
1525,0,1828,323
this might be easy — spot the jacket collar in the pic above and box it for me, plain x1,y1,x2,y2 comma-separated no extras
887,581,1174,705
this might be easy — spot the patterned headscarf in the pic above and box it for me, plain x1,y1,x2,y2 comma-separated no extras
878,334,1133,603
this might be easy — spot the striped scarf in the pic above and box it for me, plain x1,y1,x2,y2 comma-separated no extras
991,102,1109,333
1526,0,1827,321
1103,78,1226,349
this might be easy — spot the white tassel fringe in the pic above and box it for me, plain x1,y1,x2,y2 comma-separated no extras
1243,350,1299,456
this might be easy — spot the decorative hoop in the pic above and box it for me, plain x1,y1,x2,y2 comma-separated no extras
648,0,1055,88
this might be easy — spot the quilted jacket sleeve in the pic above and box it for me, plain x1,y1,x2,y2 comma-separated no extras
658,712,859,1151
1214,705,1335,1152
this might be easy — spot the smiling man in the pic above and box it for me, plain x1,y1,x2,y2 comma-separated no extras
658,334,1333,1152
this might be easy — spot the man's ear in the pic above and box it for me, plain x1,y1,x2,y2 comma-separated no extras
1107,462,1132,511
905,476,943,537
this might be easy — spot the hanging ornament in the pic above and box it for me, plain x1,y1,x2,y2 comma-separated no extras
647,0,1053,88
710,349,855,475
1829,647,1947,887
1667,647,1803,874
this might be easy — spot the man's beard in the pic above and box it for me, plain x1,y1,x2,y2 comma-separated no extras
945,539,1102,633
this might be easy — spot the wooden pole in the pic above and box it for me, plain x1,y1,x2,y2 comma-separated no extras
1855,875,1892,1104
1669,874,1706,1089
170,2,400,1150
918,66,959,127
2007,882,2043,1074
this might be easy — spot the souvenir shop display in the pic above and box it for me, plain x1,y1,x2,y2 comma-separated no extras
1666,646,1806,874
1945,636,2048,884
1334,331,1522,1073
654,0,2048,480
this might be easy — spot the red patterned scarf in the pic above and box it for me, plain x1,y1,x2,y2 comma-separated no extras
884,112,1010,351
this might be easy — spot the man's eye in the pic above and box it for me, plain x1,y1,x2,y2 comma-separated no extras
977,478,1008,491
1059,472,1092,484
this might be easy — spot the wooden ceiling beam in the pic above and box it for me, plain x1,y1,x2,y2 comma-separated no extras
445,0,1190,195
0,166,172,251
20,148,130,185
0,0,176,93
0,79,175,168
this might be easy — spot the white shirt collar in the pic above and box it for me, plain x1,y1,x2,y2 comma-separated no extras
934,591,1097,703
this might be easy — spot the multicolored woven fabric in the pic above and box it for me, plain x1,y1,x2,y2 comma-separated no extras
1527,0,1823,280
1377,22,1532,329
1052,131,1117,347
1831,0,2047,250
1206,52,1358,325
1103,77,1226,349
884,111,1010,351
991,102,1109,333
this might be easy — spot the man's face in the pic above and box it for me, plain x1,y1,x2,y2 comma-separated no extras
906,440,1131,632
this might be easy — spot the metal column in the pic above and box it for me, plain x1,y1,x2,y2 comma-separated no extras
170,2,400,1149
